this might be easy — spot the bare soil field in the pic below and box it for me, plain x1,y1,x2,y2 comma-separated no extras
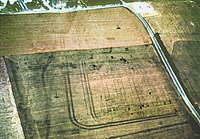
0,7,151,56
4,45,198,138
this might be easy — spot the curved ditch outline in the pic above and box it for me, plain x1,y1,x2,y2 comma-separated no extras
63,3,200,124
61,3,200,128
64,63,178,130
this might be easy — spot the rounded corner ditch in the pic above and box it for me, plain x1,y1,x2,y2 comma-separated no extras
64,69,179,130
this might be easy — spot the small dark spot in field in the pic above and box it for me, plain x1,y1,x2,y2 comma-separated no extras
89,54,93,59
69,63,77,69
120,57,127,63
116,25,121,29
149,91,151,95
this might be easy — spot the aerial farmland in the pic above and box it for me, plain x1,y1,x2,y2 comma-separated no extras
0,0,200,138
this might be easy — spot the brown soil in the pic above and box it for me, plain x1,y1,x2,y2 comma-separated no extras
0,7,151,56
5,45,196,138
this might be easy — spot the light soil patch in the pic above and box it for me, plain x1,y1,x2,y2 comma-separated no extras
0,7,151,56
127,2,159,17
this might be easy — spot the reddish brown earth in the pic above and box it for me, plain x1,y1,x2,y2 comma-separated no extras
0,7,151,56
